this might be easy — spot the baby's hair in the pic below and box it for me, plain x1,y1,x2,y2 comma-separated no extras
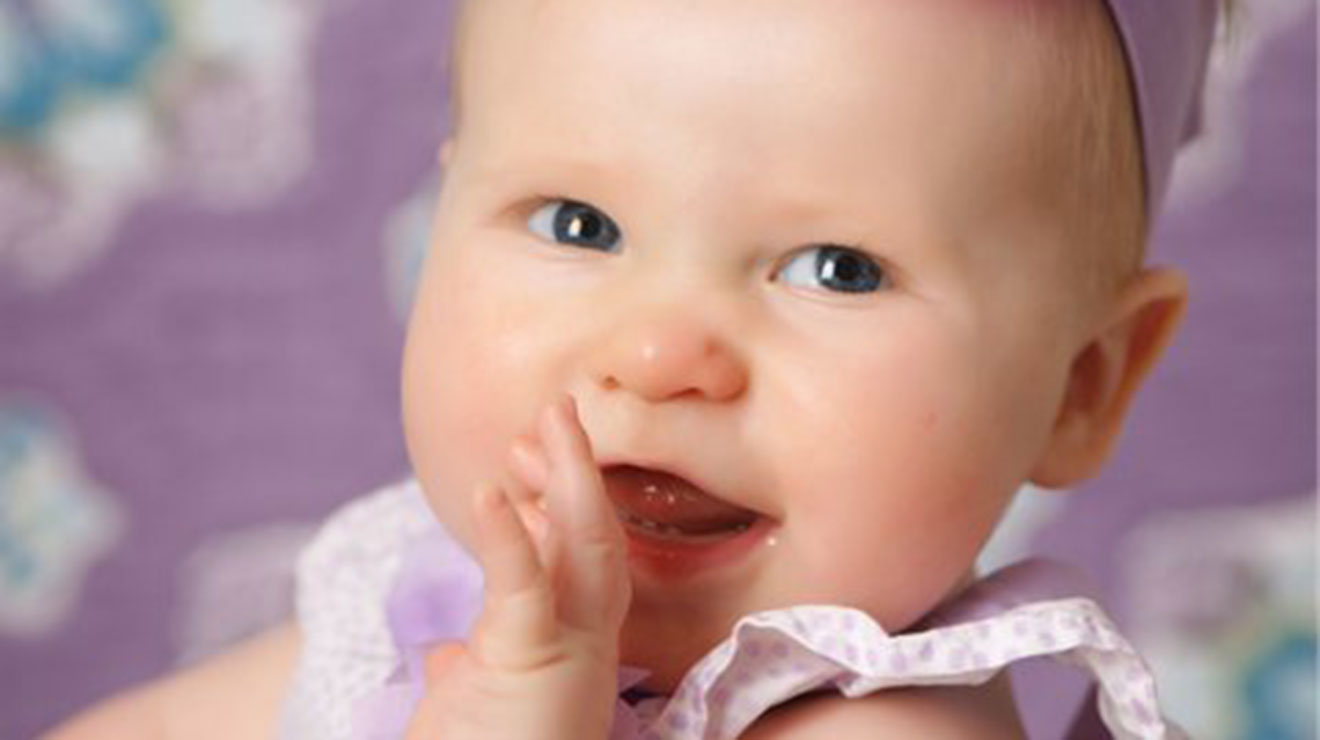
1007,0,1147,313
1024,0,1235,311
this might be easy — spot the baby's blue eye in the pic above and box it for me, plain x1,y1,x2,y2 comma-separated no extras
776,245,888,294
527,199,621,252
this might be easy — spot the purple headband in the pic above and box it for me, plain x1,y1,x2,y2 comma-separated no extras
1102,0,1219,217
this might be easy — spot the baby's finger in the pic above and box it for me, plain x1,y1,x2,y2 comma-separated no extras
473,484,544,597
470,484,558,661
541,396,631,633
507,435,557,571
513,498,557,575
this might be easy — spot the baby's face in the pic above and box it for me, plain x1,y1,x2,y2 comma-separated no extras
405,0,1097,689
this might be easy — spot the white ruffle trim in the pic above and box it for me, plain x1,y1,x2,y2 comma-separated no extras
629,600,1185,740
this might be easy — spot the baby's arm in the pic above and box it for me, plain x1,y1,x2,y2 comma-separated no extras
743,675,1025,740
44,620,299,740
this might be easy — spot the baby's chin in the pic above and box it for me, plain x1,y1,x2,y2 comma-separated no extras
622,643,706,694
619,604,737,692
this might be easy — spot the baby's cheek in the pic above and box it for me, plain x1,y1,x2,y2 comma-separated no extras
782,451,1008,632
811,513,985,632
403,291,525,539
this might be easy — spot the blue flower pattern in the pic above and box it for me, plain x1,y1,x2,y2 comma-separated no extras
0,399,120,635
0,0,171,138
1243,631,1318,740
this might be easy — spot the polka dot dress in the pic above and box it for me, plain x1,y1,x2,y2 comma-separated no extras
622,599,1183,740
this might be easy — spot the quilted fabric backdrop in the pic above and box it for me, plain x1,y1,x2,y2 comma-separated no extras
0,1,1314,738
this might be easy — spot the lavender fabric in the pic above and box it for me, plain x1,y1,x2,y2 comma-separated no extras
1103,0,1219,214
351,526,483,740
352,525,651,740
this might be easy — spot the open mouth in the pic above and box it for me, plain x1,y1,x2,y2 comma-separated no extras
601,464,769,579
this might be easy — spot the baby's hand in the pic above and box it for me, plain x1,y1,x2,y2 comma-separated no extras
405,397,632,740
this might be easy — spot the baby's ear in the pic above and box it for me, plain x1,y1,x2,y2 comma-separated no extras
1029,267,1188,488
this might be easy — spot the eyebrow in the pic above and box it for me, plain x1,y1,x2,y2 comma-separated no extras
465,150,629,193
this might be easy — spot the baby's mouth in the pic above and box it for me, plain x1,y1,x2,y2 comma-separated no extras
602,465,762,544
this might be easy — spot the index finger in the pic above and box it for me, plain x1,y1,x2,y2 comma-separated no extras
541,396,631,633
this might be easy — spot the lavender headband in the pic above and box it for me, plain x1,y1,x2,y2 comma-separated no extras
1102,0,1219,216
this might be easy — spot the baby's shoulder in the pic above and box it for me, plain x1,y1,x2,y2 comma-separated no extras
742,676,1024,740
46,622,300,740
50,483,430,740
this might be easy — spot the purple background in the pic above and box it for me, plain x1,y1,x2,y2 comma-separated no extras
0,2,1313,738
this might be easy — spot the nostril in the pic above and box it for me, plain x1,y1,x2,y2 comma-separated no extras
670,387,712,402
588,317,748,401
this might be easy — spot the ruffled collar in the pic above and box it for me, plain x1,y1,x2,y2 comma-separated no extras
353,522,1181,740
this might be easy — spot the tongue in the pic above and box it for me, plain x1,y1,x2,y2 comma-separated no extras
602,465,757,535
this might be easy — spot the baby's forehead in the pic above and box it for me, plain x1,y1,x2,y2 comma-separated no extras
471,6,1106,165
455,0,1092,142
452,0,1137,283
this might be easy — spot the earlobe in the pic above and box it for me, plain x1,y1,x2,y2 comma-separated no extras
1029,267,1189,488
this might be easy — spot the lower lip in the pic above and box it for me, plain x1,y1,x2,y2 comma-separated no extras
622,516,774,581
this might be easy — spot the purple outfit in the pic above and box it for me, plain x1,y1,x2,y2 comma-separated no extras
277,481,1185,740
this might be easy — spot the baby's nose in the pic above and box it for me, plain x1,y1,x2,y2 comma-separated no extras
588,315,748,402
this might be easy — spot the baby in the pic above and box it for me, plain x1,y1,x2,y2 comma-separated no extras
49,0,1219,738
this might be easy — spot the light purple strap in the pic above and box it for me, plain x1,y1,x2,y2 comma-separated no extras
1103,0,1219,216
352,527,483,739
